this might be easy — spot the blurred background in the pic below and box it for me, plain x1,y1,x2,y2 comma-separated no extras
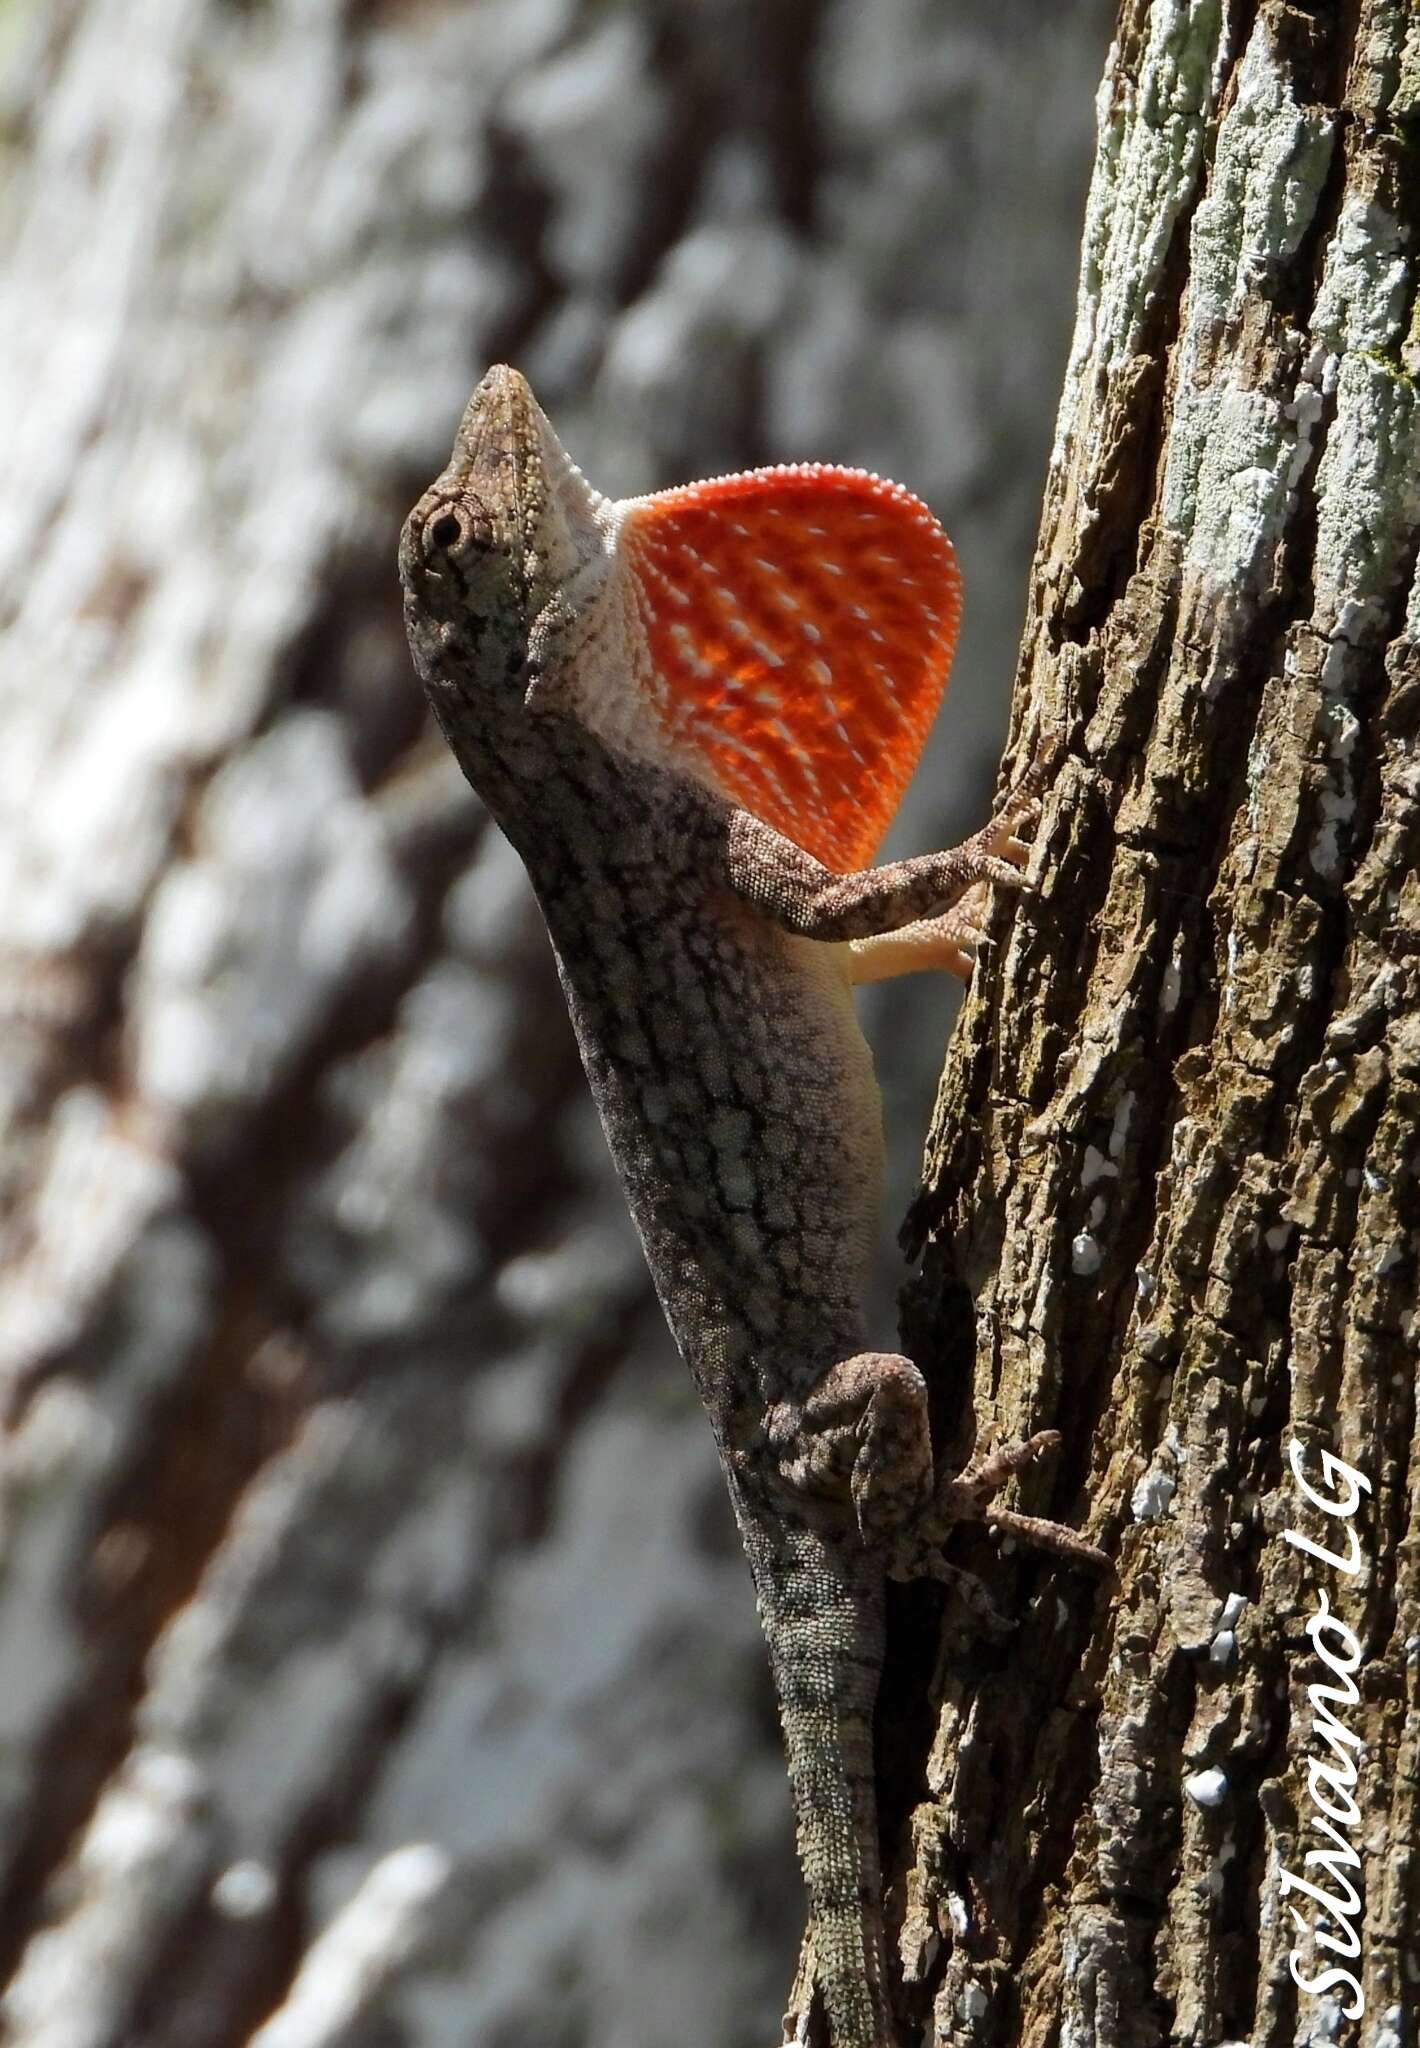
0,2,1110,2043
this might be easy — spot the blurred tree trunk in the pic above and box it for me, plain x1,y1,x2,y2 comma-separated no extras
894,5,1420,2044
0,3,1111,2046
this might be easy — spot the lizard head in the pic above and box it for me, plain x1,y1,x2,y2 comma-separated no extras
404,366,964,870
399,364,610,760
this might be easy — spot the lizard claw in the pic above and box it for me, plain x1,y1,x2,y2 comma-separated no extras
931,1429,1110,1572
972,853,1035,893
978,723,1066,865
984,1507,1112,1572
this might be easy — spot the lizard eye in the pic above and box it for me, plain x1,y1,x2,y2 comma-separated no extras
422,501,494,563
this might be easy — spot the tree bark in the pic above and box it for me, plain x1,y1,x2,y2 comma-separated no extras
898,6,1420,2045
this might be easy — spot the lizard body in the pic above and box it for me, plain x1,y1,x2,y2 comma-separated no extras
400,366,1101,2048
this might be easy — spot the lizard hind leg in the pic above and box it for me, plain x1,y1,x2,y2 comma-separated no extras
767,1351,936,1550
933,1429,1110,1569
769,1356,1109,1574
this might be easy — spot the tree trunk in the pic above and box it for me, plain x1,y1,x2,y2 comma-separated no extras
897,5,1420,2045
0,3,1111,2045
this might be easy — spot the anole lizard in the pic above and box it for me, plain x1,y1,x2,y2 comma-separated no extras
399,365,1104,2048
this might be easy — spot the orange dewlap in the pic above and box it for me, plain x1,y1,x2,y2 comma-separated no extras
618,463,962,872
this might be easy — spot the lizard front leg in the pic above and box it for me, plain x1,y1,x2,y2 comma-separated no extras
718,750,1046,946
846,770,1044,983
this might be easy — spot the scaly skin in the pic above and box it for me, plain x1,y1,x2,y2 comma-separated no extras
399,366,1103,2048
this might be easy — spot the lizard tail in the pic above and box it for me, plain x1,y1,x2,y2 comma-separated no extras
740,1511,896,2048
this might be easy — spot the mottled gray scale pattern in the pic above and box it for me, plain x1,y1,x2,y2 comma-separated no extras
400,366,1095,2048
537,753,875,1412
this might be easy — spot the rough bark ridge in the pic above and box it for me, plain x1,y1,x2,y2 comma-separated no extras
902,5,1420,2044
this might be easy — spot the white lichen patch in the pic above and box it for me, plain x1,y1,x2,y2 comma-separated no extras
1072,1230,1103,1276
1210,1594,1246,1667
0,1745,212,2042
1053,0,1227,469
1159,21,1335,587
1302,186,1420,639
502,18,666,287
211,1858,278,1920
1132,1461,1177,1522
1313,195,1412,357
130,713,412,1141
957,1981,990,2022
1184,1766,1228,1808
1109,1092,1135,1158
1304,832,1344,909
1160,955,1183,1013
0,1086,180,1391
1310,351,1420,635
1082,1143,1118,1188
1310,694,1363,878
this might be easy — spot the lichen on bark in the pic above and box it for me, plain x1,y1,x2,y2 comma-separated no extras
901,6,1420,2044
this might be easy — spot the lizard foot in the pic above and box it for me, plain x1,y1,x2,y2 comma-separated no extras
916,1429,1110,1573
977,724,1066,869
845,885,996,985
